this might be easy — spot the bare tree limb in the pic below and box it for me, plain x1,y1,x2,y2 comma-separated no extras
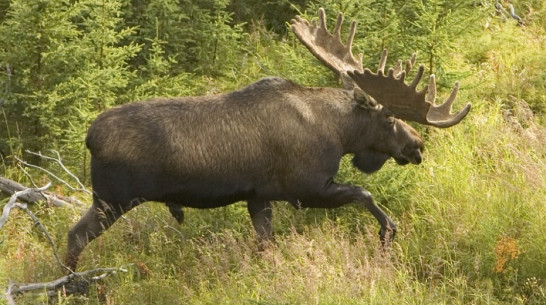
1,158,132,302
4,280,15,305
0,182,52,230
0,183,71,271
5,266,130,300
508,4,523,25
0,176,81,207
495,2,524,25
15,152,91,195
1,182,131,303
16,201,71,272
17,163,39,188
24,150,90,194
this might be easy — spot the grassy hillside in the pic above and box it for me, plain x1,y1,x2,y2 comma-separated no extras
1,3,545,305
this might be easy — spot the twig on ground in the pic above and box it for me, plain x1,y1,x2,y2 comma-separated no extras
0,183,51,230
15,201,71,273
5,266,130,301
0,176,81,207
16,164,38,188
157,216,185,239
2,153,133,302
0,183,71,272
495,2,524,25
4,281,15,305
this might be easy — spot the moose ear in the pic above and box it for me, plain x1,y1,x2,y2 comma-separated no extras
353,87,378,109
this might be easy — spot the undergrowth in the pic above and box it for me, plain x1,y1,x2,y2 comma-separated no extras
1,3,546,305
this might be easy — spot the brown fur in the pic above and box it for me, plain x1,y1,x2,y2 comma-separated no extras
66,77,423,270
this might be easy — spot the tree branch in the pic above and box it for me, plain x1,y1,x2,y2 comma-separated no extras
5,266,130,300
0,182,52,230
0,176,81,207
1,183,130,302
0,183,71,271
24,150,91,194
15,151,91,195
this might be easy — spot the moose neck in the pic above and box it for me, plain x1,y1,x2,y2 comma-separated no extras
339,107,382,155
291,86,378,155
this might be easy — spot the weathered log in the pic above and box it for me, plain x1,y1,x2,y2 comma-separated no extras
0,176,81,207
5,266,128,302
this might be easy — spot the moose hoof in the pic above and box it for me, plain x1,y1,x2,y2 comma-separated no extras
379,226,397,246
168,205,184,224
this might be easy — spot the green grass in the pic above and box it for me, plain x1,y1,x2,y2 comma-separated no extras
2,13,546,305
2,96,545,304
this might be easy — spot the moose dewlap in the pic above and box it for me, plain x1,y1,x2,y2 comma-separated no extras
66,8,470,271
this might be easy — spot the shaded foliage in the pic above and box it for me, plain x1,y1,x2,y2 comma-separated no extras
0,0,545,304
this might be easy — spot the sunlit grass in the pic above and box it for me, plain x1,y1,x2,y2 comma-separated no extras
1,12,546,305
3,97,544,304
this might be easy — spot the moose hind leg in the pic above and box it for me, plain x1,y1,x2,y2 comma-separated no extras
166,202,184,224
247,200,273,244
66,198,125,271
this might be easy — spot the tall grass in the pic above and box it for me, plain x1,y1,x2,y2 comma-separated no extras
1,11,546,305
2,92,544,304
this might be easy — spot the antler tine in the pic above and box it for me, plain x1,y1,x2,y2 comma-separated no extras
406,53,417,73
292,8,471,128
291,8,363,88
392,60,403,77
333,10,343,38
377,49,388,74
318,7,328,30
409,65,425,89
347,20,357,50
426,74,437,103
347,51,471,128
427,82,472,127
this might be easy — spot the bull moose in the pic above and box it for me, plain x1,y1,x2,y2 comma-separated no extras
66,8,471,271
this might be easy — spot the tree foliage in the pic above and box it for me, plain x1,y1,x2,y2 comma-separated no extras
1,1,546,304
0,0,544,166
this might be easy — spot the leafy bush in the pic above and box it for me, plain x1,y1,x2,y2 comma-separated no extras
1,0,545,304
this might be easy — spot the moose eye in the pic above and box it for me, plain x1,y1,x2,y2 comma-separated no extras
388,117,396,128
385,112,395,127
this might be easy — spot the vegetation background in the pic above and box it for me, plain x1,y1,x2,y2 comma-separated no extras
1,0,545,303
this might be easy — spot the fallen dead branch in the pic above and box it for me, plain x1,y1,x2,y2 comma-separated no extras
0,183,70,272
0,183,52,230
1,182,130,303
4,266,130,303
0,176,81,207
20,150,91,195
494,2,524,25
2,153,130,303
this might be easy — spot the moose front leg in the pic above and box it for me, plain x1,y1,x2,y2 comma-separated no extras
358,189,397,243
299,182,397,243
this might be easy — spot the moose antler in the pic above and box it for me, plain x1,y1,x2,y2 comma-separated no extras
291,8,363,89
348,50,472,127
291,8,471,128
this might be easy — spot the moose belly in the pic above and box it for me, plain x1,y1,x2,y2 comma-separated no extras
155,178,258,209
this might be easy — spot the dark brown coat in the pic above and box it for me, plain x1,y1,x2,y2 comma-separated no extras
66,77,423,270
